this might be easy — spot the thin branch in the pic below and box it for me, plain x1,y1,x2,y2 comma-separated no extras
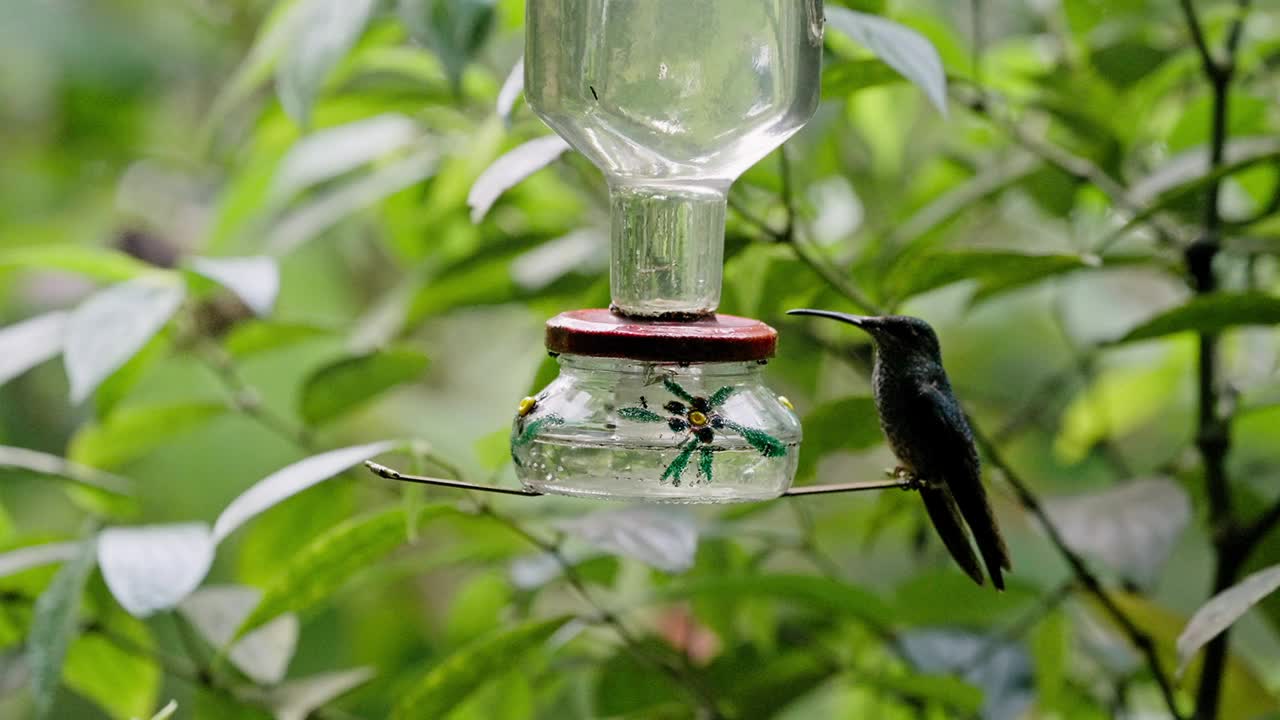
1178,0,1219,79
196,341,315,451
1188,3,1253,715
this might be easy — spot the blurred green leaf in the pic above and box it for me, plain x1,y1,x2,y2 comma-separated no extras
445,573,511,647
0,543,79,580
275,0,378,125
0,311,68,388
271,114,422,202
822,58,906,97
1178,564,1280,676
267,145,440,255
205,0,306,130
299,346,429,426
64,596,160,720
0,446,133,497
661,574,890,629
188,256,280,316
1116,293,1280,344
223,320,333,358
212,441,400,544
1094,592,1279,720
1033,609,1069,713
63,275,186,404
97,523,214,618
796,397,881,480
390,616,572,720
180,586,298,685
257,668,374,720
26,536,96,719
468,135,571,223
0,246,149,283
69,403,227,469
93,333,169,420
892,571,1038,628
237,505,452,637
399,0,496,91
826,8,947,114
882,249,1113,305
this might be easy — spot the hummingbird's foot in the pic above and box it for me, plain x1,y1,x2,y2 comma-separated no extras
887,466,925,491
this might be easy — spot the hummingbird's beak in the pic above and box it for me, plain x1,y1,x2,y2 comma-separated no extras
787,309,878,329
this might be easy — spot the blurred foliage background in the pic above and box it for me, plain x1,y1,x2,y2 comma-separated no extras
1,0,1280,718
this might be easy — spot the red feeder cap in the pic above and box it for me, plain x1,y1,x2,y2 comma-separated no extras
545,309,777,363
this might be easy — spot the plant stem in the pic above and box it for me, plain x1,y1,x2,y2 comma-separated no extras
1184,1,1253,717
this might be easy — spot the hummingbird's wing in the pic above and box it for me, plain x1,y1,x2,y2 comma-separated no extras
915,381,1012,590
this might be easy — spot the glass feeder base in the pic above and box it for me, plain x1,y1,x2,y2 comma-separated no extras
517,435,799,504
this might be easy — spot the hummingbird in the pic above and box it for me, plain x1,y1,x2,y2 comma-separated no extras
788,310,1012,589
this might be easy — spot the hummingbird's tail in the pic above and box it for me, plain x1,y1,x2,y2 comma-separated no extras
948,478,1012,591
919,486,985,587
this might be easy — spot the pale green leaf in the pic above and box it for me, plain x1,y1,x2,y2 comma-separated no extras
826,8,948,114
0,246,149,283
1116,293,1280,344
64,276,186,404
0,312,67,388
275,0,378,124
97,524,214,618
213,441,399,544
795,397,881,480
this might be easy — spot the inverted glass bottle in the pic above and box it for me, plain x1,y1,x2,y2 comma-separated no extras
525,0,824,316
512,355,801,503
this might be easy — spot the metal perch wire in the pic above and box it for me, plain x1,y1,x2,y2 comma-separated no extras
364,461,915,499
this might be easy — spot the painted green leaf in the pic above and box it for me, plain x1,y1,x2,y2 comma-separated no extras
299,346,429,426
1115,293,1280,344
390,616,572,720
27,537,97,719
618,407,665,423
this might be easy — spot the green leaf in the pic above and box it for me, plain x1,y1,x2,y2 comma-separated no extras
93,333,169,420
0,246,149,283
399,0,496,92
275,0,378,124
27,536,96,719
180,586,298,685
822,58,906,97
467,135,571,223
97,524,214,618
0,311,68,388
223,320,333,358
883,250,1116,304
0,445,133,497
236,505,452,637
212,441,400,544
271,114,422,202
63,276,186,404
205,0,306,131
390,616,572,720
1033,610,1069,713
69,403,227,469
267,145,439,255
1116,293,1280,344
1092,592,1279,720
862,671,984,715
659,574,890,629
299,346,429,426
825,8,947,115
187,256,280,316
64,598,160,720
1178,564,1280,676
795,397,881,480
893,571,1038,628
258,668,374,720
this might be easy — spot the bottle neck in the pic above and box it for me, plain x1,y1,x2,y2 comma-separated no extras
608,183,727,319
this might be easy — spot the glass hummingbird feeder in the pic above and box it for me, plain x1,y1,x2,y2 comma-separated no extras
508,0,825,502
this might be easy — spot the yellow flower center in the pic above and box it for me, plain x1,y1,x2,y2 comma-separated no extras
518,396,537,417
688,411,708,427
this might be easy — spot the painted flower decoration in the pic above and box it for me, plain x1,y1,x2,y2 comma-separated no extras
510,395,564,466
619,377,786,486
